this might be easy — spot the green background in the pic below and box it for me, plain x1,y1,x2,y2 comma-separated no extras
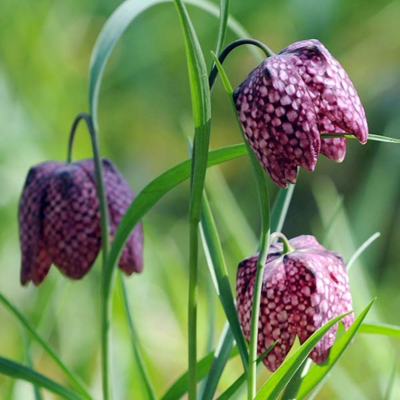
1,0,400,398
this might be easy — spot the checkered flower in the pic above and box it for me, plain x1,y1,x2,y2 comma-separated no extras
19,158,143,285
236,235,353,372
234,39,368,187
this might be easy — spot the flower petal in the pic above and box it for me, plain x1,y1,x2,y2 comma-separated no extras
234,55,320,188
79,159,144,274
19,162,62,285
280,39,368,144
43,164,101,279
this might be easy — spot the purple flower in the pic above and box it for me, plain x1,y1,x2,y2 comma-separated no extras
234,39,368,188
236,235,353,372
18,158,143,285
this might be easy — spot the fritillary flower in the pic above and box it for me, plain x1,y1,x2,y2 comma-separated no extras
19,158,143,285
236,234,353,371
234,39,368,187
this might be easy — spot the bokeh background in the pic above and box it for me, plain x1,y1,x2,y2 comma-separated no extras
1,0,400,398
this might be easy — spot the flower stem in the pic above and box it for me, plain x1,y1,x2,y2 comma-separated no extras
270,232,294,254
67,112,111,400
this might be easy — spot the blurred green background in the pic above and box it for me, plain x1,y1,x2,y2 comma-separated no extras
1,0,400,398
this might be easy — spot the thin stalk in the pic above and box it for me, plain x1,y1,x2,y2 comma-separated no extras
67,112,111,400
209,51,272,400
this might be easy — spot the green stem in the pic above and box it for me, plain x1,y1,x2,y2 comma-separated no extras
270,232,294,254
67,113,111,400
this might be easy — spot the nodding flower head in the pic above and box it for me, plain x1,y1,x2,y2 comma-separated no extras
19,158,143,286
233,39,368,188
236,235,353,372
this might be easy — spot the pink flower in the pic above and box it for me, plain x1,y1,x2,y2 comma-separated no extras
234,39,368,187
19,158,143,285
236,235,353,372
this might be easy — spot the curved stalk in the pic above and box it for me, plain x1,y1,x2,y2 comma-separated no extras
67,113,111,400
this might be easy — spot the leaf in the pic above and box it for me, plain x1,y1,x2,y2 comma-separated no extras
0,293,92,400
358,322,400,337
383,354,398,400
216,344,276,400
160,342,239,400
119,274,156,400
200,192,249,373
0,358,87,400
200,326,235,400
322,133,400,144
346,232,381,271
106,143,246,289
296,299,376,399
270,184,295,233
253,306,366,400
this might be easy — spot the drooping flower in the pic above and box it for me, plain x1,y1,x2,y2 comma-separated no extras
19,158,143,285
233,39,368,188
236,235,353,372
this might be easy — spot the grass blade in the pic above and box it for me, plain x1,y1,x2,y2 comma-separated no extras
322,133,400,144
200,192,249,371
296,299,376,399
200,325,235,400
253,306,367,400
118,273,157,400
160,341,238,400
346,232,381,271
0,293,93,400
0,358,87,400
357,322,400,337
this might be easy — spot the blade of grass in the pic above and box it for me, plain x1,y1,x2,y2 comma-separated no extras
253,309,353,400
357,322,400,337
118,273,157,400
346,232,381,271
322,133,400,143
383,354,397,400
0,358,87,400
280,359,312,400
216,344,276,400
0,292,93,400
295,299,376,399
160,340,239,400
200,192,249,371
199,324,235,400
211,0,230,73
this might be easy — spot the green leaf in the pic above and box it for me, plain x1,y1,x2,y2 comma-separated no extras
322,133,400,144
270,184,295,233
200,192,249,372
160,342,239,400
357,322,400,337
200,326,235,400
296,299,376,399
254,308,363,400
346,232,381,271
216,344,276,400
0,358,87,400
118,274,157,400
0,293,93,400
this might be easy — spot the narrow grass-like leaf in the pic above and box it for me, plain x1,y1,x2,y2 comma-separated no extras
383,354,397,400
254,309,358,400
270,184,295,233
0,358,87,400
216,344,276,400
280,359,311,400
296,299,376,399
118,274,157,400
211,0,230,71
200,192,249,371
200,325,234,400
322,133,400,144
358,322,400,337
346,232,381,271
0,293,93,400
160,343,239,400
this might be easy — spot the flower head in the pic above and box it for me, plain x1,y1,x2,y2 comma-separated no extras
236,235,353,372
233,39,368,187
19,158,143,285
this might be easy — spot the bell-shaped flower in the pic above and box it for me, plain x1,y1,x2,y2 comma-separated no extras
234,39,368,187
236,235,353,372
19,158,143,285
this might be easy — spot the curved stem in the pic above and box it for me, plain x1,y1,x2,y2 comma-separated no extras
270,232,294,254
67,112,111,400
209,38,275,91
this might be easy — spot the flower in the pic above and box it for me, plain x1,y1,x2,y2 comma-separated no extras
236,235,353,372
233,39,368,188
19,158,143,285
